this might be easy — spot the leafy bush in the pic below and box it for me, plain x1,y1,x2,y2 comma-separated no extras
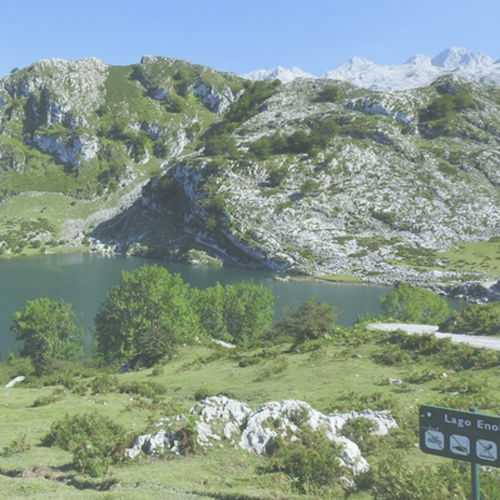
2,433,31,456
440,301,500,335
264,429,348,496
90,374,119,395
194,387,211,401
94,265,199,365
119,380,167,399
223,80,281,127
43,412,130,477
340,417,377,453
420,91,475,122
299,179,320,197
191,280,275,344
32,387,66,407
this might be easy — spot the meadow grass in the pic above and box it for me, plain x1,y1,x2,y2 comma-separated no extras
1,328,500,499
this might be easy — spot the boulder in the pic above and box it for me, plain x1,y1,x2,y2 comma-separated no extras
5,376,25,388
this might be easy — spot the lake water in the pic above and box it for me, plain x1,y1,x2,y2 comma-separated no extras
0,253,461,358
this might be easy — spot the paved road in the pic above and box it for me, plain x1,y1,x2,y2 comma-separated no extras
367,323,500,352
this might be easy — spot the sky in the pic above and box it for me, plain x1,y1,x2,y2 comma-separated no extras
0,0,498,79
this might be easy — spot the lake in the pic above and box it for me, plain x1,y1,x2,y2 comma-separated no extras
0,253,460,358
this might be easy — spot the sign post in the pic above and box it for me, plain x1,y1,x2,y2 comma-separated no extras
420,404,500,500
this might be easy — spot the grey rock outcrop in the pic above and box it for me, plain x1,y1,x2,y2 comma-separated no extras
125,396,398,475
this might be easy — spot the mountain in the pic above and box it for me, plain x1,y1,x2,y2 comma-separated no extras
242,66,315,84
246,47,500,91
2,56,500,296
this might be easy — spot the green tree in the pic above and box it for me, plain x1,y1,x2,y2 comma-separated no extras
278,298,337,346
12,298,83,364
379,282,450,325
190,282,229,341
94,265,199,365
191,281,275,344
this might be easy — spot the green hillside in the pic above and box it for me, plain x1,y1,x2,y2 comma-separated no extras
2,322,500,499
2,57,500,296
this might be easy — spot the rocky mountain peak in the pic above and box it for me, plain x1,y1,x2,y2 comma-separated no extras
405,54,432,66
244,48,499,91
431,47,494,70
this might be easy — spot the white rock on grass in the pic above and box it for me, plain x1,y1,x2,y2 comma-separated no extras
125,396,398,476
5,376,25,388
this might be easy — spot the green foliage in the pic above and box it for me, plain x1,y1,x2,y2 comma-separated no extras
11,298,84,366
264,429,347,496
379,282,450,324
440,301,500,335
204,133,237,157
340,417,377,453
43,412,130,477
224,80,281,127
374,343,411,366
299,178,320,197
2,433,31,456
123,130,152,161
315,84,340,103
277,298,337,347
266,164,289,187
90,374,119,395
191,280,275,344
247,136,272,159
420,91,475,122
362,456,500,500
94,265,199,365
32,387,66,407
119,380,167,399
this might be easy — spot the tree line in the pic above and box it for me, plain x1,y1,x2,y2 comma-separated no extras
11,264,278,369
14,265,491,373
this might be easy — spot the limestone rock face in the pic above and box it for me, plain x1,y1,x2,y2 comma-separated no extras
192,80,238,114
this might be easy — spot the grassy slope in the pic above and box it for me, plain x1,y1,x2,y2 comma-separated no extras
1,329,499,499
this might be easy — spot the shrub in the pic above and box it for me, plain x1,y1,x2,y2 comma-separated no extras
440,302,500,336
2,433,31,456
119,380,167,399
32,388,66,407
90,374,119,395
194,387,211,401
340,417,377,453
264,429,348,495
43,412,130,477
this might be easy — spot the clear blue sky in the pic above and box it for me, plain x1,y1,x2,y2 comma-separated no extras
1,0,498,78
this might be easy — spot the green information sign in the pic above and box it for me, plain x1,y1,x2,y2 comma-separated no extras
420,404,500,468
